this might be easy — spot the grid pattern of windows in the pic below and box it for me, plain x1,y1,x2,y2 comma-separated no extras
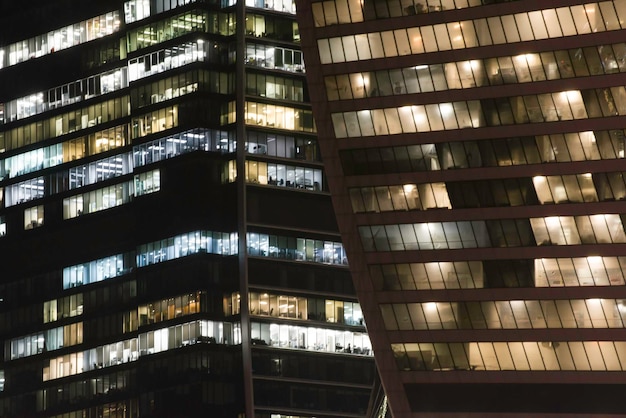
126,10,235,53
63,254,128,289
245,160,323,190
241,101,315,132
311,0,519,26
317,2,626,64
124,0,197,24
245,44,305,73
369,256,626,290
128,41,208,81
133,129,235,166
40,370,133,414
250,321,372,355
380,299,626,330
5,177,44,207
42,319,232,381
360,221,490,251
350,172,626,211
227,291,364,326
24,205,43,230
0,97,130,153
138,292,203,326
0,0,374,416
2,67,128,124
392,340,626,371
131,105,178,139
62,176,159,220
9,323,83,359
247,131,319,161
242,0,296,13
247,232,347,265
137,230,238,266
350,183,451,212
66,155,131,190
1,124,127,182
288,0,626,412
68,233,343,281
131,69,232,109
331,86,626,138
339,130,625,176
324,42,626,100
0,3,385,418
359,215,626,251
247,72,304,101
246,13,300,42
44,294,84,323
0,11,121,69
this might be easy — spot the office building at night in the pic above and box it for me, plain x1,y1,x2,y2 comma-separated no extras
0,1,375,417
296,0,626,416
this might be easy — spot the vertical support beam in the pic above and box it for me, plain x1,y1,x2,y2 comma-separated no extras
235,0,255,416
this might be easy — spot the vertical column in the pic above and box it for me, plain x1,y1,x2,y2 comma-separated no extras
235,0,255,415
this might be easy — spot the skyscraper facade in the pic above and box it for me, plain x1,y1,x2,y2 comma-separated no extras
296,0,626,416
0,1,375,417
